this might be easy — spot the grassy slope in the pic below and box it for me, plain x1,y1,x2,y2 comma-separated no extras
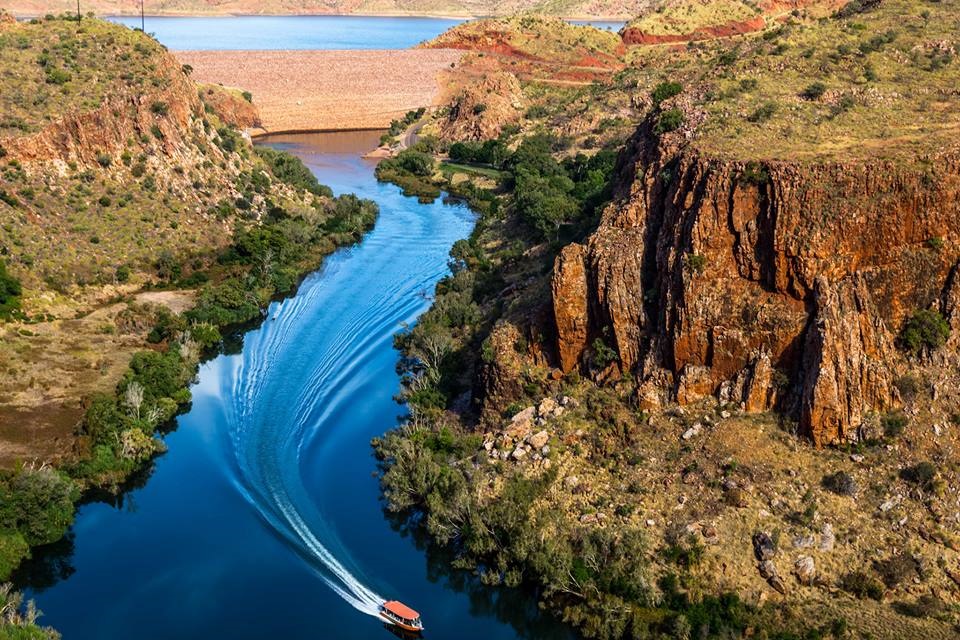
0,18,167,135
625,0,761,35
629,0,960,161
374,2,960,638
0,16,336,467
425,14,624,63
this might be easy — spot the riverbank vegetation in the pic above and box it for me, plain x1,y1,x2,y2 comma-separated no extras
0,583,59,639
373,138,862,637
373,1,960,635
0,136,376,580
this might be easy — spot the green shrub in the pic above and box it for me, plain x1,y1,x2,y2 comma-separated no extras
651,81,683,105
839,571,884,600
882,411,908,438
0,530,30,580
525,104,550,118
395,150,435,177
44,67,71,84
685,253,707,273
739,161,769,185
655,108,684,134
821,470,858,496
255,146,332,197
0,260,22,320
241,91,253,103
801,82,827,100
0,469,78,547
592,337,618,369
150,101,168,115
894,373,923,401
873,554,918,588
898,309,949,355
900,461,937,489
747,102,778,123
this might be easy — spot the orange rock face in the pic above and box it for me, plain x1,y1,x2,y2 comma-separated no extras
2,53,199,166
551,120,960,445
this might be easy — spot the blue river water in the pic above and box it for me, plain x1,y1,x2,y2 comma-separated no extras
19,131,575,639
107,15,623,50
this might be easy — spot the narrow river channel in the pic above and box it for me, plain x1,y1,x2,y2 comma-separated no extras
19,131,574,640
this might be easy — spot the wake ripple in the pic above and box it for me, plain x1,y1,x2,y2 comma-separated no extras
213,174,472,619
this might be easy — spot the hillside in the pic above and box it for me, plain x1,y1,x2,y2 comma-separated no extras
373,0,960,637
621,0,843,44
0,13,381,585
0,13,380,458
1,0,651,20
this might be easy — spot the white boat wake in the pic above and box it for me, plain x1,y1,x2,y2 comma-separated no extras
212,192,467,619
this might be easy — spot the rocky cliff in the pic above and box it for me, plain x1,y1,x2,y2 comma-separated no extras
551,117,960,445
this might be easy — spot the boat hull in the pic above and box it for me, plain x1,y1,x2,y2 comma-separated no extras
379,611,423,633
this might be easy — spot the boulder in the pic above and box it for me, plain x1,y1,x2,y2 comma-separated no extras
505,406,536,438
681,423,703,440
528,430,550,449
794,556,816,585
752,531,777,561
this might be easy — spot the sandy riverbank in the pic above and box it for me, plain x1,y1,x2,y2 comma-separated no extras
179,49,463,133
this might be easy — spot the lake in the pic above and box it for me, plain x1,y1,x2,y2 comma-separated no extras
19,131,575,640
107,15,623,50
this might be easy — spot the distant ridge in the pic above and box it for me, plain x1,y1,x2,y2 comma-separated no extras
1,0,653,21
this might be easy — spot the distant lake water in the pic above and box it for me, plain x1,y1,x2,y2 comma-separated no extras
107,15,624,50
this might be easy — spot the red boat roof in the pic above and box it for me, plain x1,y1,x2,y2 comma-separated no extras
384,601,420,620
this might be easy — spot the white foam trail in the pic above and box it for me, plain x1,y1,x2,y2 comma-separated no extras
213,149,476,621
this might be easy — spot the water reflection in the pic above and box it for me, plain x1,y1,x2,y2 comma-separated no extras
382,508,579,640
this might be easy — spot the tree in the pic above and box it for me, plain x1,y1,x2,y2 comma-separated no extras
898,309,950,355
513,169,578,238
123,380,144,419
0,260,22,320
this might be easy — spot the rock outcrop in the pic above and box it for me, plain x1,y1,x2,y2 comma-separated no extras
437,71,525,142
551,117,960,445
2,51,198,166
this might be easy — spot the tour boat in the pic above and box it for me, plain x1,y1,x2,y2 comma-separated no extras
379,600,424,633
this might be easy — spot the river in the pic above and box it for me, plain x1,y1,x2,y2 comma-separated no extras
19,131,574,639
107,15,624,50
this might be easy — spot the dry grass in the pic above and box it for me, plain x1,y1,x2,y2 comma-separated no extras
0,289,195,467
504,385,960,637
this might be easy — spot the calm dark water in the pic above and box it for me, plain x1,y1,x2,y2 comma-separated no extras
108,16,464,50
21,131,574,640
107,16,624,50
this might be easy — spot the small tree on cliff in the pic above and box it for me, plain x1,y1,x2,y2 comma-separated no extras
898,309,950,356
